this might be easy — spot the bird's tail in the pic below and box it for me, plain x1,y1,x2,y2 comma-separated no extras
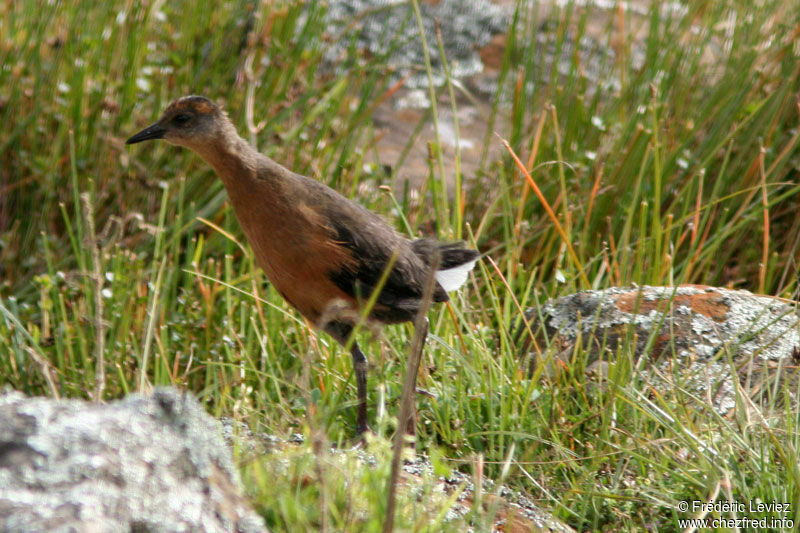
412,240,480,292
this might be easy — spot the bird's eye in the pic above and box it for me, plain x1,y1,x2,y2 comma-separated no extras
173,113,191,126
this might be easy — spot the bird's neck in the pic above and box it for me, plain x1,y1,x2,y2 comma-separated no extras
192,124,294,220
196,126,263,189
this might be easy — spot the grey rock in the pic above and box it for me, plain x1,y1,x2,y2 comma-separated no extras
0,388,267,533
516,286,800,415
317,0,510,90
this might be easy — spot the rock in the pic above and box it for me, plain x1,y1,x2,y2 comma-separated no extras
515,286,800,414
319,0,510,90
0,388,268,533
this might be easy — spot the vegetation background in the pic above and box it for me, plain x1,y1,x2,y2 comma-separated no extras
1,0,799,530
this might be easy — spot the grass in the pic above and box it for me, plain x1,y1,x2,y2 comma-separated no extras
2,0,800,530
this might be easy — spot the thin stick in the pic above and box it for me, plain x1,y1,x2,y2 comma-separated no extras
139,256,167,392
383,253,439,533
82,192,106,401
26,347,60,399
758,146,769,294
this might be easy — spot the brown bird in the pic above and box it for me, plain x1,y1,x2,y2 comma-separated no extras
126,95,479,435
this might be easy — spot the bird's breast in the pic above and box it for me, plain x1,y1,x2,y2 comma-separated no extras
228,187,358,325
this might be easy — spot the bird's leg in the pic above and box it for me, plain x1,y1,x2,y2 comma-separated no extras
350,341,370,435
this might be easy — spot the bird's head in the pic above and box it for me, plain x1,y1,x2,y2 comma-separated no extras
126,95,227,149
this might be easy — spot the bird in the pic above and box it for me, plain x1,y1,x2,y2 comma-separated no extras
126,95,479,435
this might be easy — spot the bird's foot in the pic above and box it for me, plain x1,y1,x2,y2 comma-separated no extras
351,424,374,448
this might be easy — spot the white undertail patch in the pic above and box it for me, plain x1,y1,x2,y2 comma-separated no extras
435,258,478,292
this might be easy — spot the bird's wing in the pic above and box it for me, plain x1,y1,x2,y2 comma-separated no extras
325,214,449,318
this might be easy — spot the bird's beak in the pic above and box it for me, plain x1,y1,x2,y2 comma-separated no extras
126,122,167,144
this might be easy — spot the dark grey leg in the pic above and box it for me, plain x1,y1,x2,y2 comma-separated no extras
323,321,370,436
351,341,369,435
